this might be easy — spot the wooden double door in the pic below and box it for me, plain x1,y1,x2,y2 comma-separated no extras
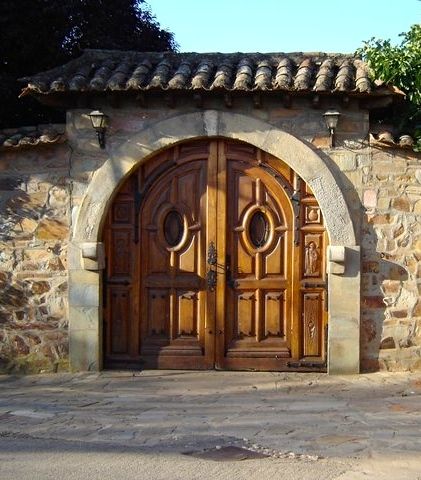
103,140,327,371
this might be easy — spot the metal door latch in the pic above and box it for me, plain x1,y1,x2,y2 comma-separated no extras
207,241,217,291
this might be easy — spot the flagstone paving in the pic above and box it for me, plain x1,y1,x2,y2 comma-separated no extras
1,370,421,479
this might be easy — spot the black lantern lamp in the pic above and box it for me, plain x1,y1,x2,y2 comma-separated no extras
88,110,108,149
323,110,341,147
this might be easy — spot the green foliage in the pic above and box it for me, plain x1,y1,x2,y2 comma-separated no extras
357,24,421,150
0,0,177,128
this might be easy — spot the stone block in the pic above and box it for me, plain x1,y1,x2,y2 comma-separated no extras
69,328,100,372
69,269,100,285
391,196,411,212
69,306,99,330
334,153,357,172
69,283,99,307
357,154,371,168
328,246,360,374
311,135,330,148
377,197,391,210
363,189,377,208
36,219,69,240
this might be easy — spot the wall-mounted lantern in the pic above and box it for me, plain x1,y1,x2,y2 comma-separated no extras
323,110,341,148
88,110,108,149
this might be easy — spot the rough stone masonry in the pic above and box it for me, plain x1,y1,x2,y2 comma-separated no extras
1,50,421,374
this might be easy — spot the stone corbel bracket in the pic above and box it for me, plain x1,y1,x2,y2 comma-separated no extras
80,242,105,271
327,245,346,275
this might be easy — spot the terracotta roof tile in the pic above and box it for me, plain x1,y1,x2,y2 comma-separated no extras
369,132,416,149
20,49,402,98
274,58,294,89
314,59,335,91
191,61,214,89
0,125,66,149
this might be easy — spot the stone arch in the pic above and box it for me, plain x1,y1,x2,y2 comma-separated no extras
73,110,356,246
69,110,360,374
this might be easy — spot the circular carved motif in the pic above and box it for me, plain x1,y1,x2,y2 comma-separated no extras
249,210,269,248
163,210,184,247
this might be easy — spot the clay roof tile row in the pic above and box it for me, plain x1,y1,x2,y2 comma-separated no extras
0,125,65,149
20,49,398,97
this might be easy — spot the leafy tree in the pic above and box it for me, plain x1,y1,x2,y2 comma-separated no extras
357,24,421,150
0,0,177,128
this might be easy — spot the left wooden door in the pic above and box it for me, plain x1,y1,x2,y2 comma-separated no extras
103,142,215,369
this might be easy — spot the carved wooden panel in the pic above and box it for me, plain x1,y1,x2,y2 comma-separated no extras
110,288,131,354
178,140,210,160
177,290,198,336
236,291,255,337
264,291,285,337
304,205,321,225
303,233,323,278
112,201,133,224
302,292,323,357
110,230,133,277
147,289,170,337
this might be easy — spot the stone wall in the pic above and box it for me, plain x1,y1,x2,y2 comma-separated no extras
360,146,421,371
0,144,71,373
1,97,421,373
325,143,421,371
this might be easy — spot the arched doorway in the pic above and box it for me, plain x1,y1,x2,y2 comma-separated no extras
70,110,360,374
102,139,328,370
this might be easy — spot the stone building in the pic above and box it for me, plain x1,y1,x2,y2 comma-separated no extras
0,50,420,374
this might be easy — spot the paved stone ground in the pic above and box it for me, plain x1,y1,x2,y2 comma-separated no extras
1,370,421,479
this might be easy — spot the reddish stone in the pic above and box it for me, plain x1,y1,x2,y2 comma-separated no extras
47,257,65,271
392,196,411,212
390,309,407,319
26,332,42,346
363,190,377,209
13,335,29,355
362,296,385,309
1,285,27,308
368,214,392,225
363,261,379,273
413,300,421,317
360,358,380,372
0,311,12,324
382,280,401,295
361,318,377,343
38,306,49,316
311,135,331,148
36,219,68,240
30,281,51,295
0,271,9,285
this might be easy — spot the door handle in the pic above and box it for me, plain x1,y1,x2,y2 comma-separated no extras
207,270,217,291
207,241,217,291
226,254,238,289
208,241,217,265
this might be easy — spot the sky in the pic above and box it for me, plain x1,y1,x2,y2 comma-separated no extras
149,0,420,53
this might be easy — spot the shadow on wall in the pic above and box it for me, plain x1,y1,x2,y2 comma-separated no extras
361,219,417,372
316,146,418,373
0,183,69,374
